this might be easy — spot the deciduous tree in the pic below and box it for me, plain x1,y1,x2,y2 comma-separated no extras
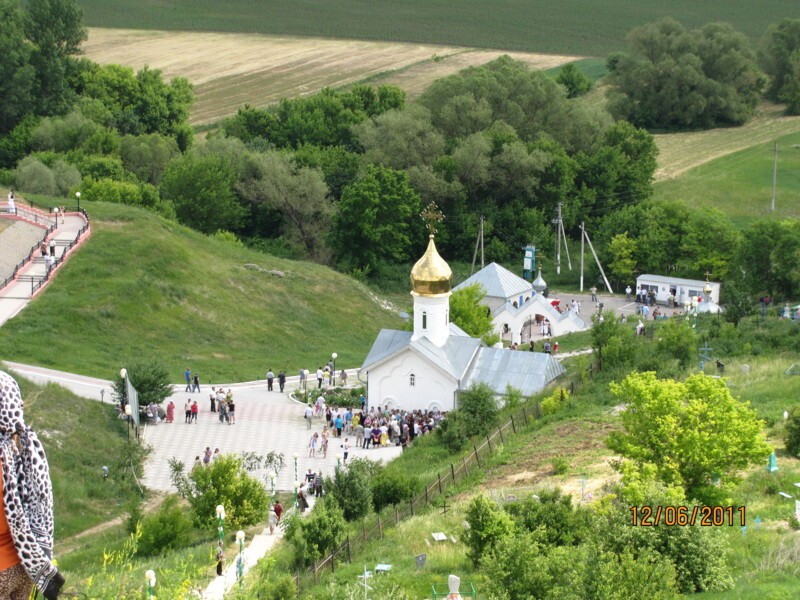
760,19,800,114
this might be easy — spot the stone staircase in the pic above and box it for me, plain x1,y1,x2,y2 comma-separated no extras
0,219,47,283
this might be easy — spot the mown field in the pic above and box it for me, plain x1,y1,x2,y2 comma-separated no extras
0,200,403,381
77,0,796,56
654,130,800,228
81,28,575,125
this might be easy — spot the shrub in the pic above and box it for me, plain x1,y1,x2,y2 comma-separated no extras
504,489,591,547
503,385,524,411
785,406,800,458
112,360,172,406
556,63,593,97
52,159,81,196
551,456,569,475
370,469,418,512
541,387,570,415
283,497,346,567
136,494,193,556
14,156,57,195
436,411,470,452
458,382,499,434
264,574,297,599
656,319,698,368
81,177,142,205
170,454,269,530
125,498,144,536
327,465,372,521
464,494,515,566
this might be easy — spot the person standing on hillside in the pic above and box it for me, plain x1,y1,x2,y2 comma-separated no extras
209,391,216,413
266,369,274,392
6,190,15,215
304,403,313,429
48,238,55,258
191,400,199,423
590,286,597,302
184,368,192,392
184,399,192,423
192,373,200,393
299,368,306,390
228,398,235,424
316,367,323,389
278,371,286,392
166,400,175,424
625,285,632,301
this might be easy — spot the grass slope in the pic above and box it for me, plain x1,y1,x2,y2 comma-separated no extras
6,373,142,539
77,0,796,56
0,201,402,381
654,130,800,228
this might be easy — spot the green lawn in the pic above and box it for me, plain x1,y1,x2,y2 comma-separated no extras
0,201,402,381
77,0,796,56
654,131,800,228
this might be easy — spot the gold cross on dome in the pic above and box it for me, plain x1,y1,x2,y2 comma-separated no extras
420,202,444,235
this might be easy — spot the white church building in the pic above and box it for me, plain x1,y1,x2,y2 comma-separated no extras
453,263,586,345
359,237,565,412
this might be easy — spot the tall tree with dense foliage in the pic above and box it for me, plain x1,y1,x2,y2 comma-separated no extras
237,150,332,260
608,18,763,130
0,1,35,133
449,284,495,342
556,63,593,97
760,19,800,114
160,153,247,234
607,372,771,504
329,164,422,273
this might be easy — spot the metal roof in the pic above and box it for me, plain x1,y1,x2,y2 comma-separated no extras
360,329,482,380
637,274,720,287
463,348,565,396
361,329,565,396
454,263,533,300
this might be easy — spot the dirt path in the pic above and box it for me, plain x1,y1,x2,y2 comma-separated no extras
56,492,166,555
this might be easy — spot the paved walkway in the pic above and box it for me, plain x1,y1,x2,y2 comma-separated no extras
0,204,89,327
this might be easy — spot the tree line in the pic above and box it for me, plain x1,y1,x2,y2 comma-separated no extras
608,17,800,129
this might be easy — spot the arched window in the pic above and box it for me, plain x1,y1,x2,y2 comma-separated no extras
422,312,427,329
409,374,416,387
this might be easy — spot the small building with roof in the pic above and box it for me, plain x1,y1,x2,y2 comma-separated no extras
359,236,565,412
453,263,586,345
636,274,721,306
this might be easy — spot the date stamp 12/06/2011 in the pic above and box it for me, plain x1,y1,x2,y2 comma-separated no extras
630,505,746,527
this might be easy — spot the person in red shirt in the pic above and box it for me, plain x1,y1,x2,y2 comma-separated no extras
191,401,199,423
274,501,284,522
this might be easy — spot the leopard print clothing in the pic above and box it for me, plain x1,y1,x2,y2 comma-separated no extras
0,372,61,598
0,563,33,600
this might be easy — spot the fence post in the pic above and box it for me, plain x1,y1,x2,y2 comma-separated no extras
498,425,505,444
462,455,468,475
378,515,383,538
425,485,429,505
313,560,318,584
363,524,367,541
395,507,399,524
570,381,574,394
522,407,528,425
486,435,492,453
347,536,351,563
437,473,443,495
331,548,335,573
410,498,414,517
511,416,516,434
535,402,541,418
473,444,481,467
450,463,456,482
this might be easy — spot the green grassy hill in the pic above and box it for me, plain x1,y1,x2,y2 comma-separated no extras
0,201,402,381
654,130,800,228
5,373,142,540
77,0,795,56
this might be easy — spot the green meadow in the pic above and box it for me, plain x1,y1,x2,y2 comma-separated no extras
77,0,796,56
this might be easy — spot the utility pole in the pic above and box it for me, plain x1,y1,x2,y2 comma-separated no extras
554,204,562,275
583,226,613,294
771,141,778,212
480,216,484,269
561,214,572,271
580,221,585,292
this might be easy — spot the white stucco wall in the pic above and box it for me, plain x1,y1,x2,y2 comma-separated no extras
493,297,586,343
636,277,721,305
366,349,458,412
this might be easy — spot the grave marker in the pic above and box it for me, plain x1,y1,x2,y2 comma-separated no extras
432,532,448,542
415,554,427,569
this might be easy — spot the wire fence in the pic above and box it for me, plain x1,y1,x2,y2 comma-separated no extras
300,357,598,589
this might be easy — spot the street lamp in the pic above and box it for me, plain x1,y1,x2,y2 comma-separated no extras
236,530,245,587
75,191,81,212
268,470,277,500
216,504,226,544
293,453,299,486
293,480,300,510
145,570,156,599
331,353,338,386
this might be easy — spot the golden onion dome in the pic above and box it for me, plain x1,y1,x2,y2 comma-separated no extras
410,235,452,296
